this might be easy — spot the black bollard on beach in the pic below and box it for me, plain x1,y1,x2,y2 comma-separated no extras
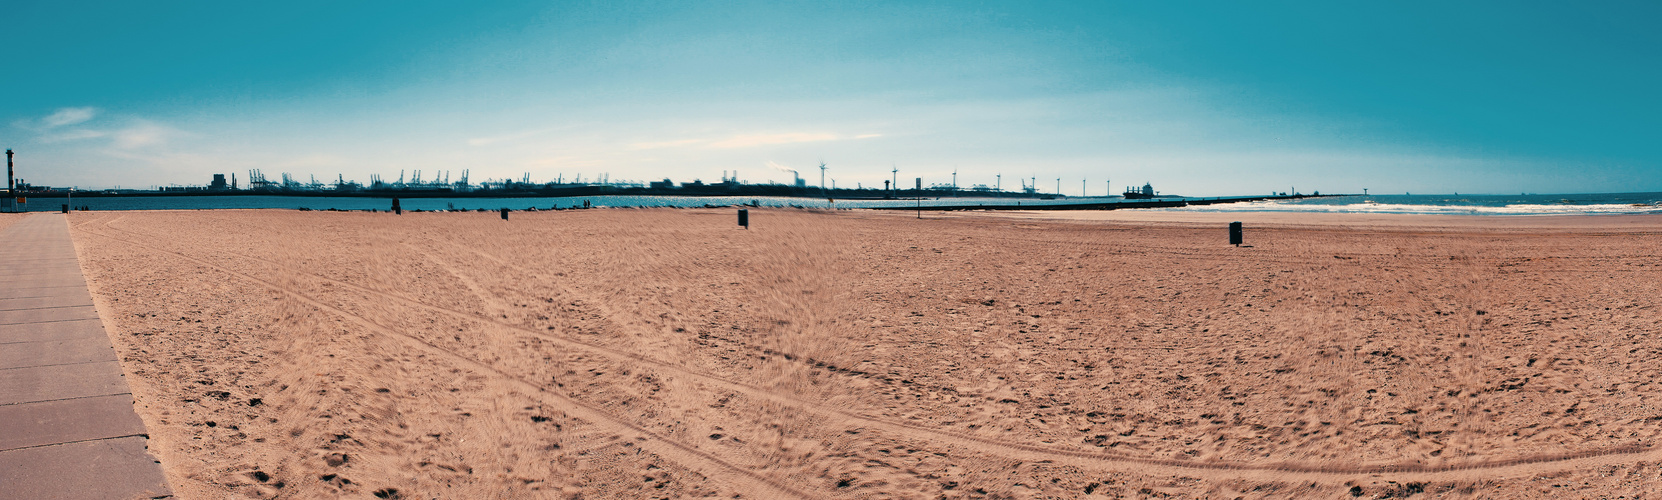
1229,221,1243,246
738,208,749,229
392,197,402,215
61,204,68,214
501,208,509,220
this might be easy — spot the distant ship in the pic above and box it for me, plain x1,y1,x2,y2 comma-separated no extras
1123,182,1157,199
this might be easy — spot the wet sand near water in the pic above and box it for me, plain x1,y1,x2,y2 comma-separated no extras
68,208,1662,498
967,209,1662,231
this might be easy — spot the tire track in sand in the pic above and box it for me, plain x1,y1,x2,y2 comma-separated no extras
414,234,1662,483
75,218,811,500
391,239,802,481
81,217,1662,485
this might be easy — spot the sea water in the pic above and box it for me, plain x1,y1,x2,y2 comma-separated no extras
13,192,1662,216
1160,193,1662,216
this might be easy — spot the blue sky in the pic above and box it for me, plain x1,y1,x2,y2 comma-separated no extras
3,1,1657,195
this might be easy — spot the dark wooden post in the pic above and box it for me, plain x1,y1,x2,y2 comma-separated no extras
1229,221,1242,246
738,209,748,229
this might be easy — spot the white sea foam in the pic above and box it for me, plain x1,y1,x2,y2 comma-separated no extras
1163,200,1662,216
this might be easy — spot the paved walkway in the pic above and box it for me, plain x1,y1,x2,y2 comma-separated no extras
0,214,171,498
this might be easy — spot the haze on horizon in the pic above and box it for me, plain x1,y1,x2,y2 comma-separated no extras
2,1,1657,197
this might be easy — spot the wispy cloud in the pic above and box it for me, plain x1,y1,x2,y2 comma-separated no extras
41,107,98,128
530,156,605,168
467,129,551,146
708,132,838,149
12,106,100,132
274,154,352,169
14,107,188,151
39,129,108,143
629,132,863,150
111,120,187,149
630,138,703,150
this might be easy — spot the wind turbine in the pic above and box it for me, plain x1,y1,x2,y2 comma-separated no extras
820,161,828,193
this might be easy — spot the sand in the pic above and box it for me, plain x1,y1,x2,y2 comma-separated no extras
0,212,25,233
65,208,1662,498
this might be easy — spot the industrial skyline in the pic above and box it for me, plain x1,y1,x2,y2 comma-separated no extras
11,160,1154,198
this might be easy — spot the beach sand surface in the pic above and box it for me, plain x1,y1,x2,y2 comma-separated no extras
68,208,1662,498
0,212,25,232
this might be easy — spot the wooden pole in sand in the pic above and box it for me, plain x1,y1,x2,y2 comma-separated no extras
738,208,748,229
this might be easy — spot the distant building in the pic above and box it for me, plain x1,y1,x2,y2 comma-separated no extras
14,180,66,193
210,174,229,190
649,178,674,189
794,178,807,188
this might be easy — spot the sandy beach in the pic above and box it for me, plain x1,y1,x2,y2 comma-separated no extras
66,208,1662,498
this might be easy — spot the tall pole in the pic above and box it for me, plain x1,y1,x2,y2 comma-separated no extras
1082,178,1086,197
5,149,13,199
996,173,1001,192
891,165,898,197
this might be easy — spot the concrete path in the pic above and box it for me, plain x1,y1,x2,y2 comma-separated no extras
0,214,171,499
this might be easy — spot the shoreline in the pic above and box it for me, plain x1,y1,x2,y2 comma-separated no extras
930,209,1662,231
